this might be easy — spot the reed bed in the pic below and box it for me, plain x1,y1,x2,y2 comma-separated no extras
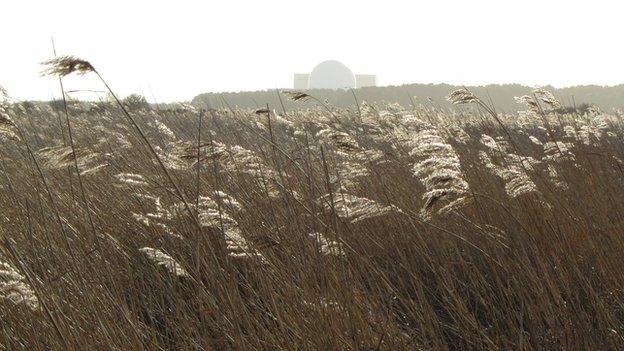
0,63,623,349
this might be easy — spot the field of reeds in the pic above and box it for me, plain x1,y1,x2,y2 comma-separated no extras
0,58,624,350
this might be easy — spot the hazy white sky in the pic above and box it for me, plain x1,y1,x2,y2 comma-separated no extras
2,0,623,102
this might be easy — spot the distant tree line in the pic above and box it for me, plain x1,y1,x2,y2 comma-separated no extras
192,83,624,113
13,84,624,115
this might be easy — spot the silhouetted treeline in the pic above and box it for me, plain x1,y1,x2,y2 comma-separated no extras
192,83,624,113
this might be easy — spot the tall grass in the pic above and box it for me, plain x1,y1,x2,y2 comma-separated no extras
0,74,623,349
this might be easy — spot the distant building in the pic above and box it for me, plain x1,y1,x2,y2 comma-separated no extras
309,60,356,89
293,74,310,90
356,74,377,88
294,60,376,90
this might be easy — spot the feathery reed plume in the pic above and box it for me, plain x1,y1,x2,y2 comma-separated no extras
317,128,360,153
196,143,284,198
115,173,149,187
37,145,99,170
0,105,20,140
212,191,243,211
282,90,311,102
447,89,479,105
446,125,471,144
94,125,133,149
359,100,378,123
331,161,370,188
359,107,406,144
177,141,275,180
270,110,295,128
529,135,543,145
139,247,189,277
480,134,507,152
570,115,609,146
407,117,471,218
352,148,385,163
309,232,344,256
154,120,176,140
586,104,601,115
79,163,109,176
155,143,192,170
515,95,540,114
315,126,386,188
318,126,384,160
516,110,542,129
226,144,277,179
131,194,181,238
563,125,577,139
532,88,561,109
179,140,228,166
167,138,275,177
177,102,197,112
0,260,39,310
192,197,238,229
172,195,264,260
134,194,171,220
195,196,254,255
320,190,402,223
578,126,600,146
542,141,575,163
132,213,151,227
479,151,539,198
480,134,541,169
41,56,94,76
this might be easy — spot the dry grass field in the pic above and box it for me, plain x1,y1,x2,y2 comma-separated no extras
0,58,623,350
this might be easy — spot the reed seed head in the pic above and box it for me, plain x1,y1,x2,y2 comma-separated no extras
41,56,94,76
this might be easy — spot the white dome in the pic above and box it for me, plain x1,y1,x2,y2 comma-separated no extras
309,60,355,90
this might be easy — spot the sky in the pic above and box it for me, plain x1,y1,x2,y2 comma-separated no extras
1,0,623,102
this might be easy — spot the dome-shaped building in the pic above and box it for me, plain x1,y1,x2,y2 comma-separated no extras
308,60,356,90
293,61,376,90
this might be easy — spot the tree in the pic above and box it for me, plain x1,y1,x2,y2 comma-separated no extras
122,94,150,111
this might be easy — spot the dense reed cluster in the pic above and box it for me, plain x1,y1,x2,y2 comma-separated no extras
0,79,623,349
